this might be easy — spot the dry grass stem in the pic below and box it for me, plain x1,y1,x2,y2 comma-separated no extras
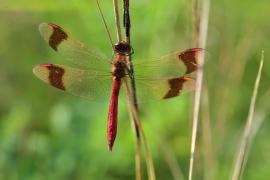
121,1,142,179
113,0,122,41
122,78,156,180
95,0,114,49
189,0,210,179
201,80,214,180
214,30,260,149
199,0,213,179
231,51,264,180
127,103,142,180
189,0,199,178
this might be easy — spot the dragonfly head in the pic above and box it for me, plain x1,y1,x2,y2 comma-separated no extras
114,41,133,56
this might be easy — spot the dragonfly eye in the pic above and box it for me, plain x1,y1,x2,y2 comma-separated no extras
114,41,132,55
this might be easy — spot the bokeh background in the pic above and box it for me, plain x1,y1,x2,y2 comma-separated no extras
1,0,270,179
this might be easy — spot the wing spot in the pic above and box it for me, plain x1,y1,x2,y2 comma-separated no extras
44,65,66,90
49,25,68,51
178,50,198,74
163,77,186,99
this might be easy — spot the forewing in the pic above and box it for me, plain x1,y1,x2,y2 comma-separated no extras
39,23,111,72
33,64,112,101
132,48,210,79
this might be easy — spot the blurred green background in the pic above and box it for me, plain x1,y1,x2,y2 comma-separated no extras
1,0,270,179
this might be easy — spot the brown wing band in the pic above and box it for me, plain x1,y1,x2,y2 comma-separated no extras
179,48,201,74
48,23,68,51
41,64,66,90
163,77,189,99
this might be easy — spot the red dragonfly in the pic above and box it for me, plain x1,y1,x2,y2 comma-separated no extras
33,23,210,151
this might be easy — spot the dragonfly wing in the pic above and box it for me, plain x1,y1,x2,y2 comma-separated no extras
33,64,112,101
119,48,209,103
132,48,210,79
120,77,197,103
39,23,112,72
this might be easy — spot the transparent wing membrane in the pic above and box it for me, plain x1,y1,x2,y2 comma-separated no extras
39,23,112,72
132,49,210,79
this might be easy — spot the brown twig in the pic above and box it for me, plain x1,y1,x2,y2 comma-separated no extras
201,79,215,180
189,0,199,179
122,1,142,179
123,0,131,42
122,78,156,180
95,0,114,49
113,0,122,41
189,0,210,179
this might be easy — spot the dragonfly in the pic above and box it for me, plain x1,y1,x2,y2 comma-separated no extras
33,23,210,151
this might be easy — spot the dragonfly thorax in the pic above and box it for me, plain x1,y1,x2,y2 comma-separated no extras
112,61,126,81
